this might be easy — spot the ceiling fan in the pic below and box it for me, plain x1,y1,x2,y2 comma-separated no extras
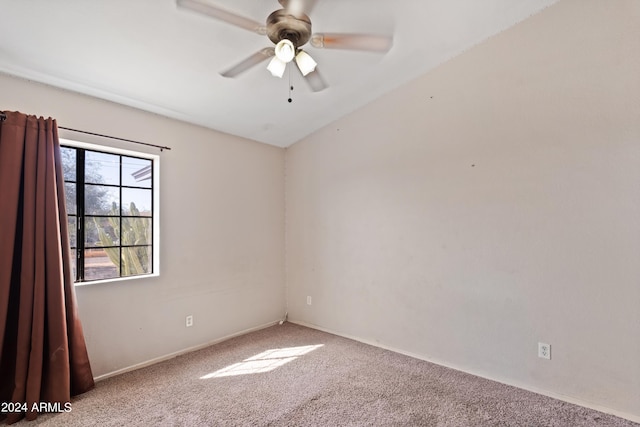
176,0,393,92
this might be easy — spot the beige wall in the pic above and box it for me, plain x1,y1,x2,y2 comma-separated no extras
286,0,640,420
0,72,286,377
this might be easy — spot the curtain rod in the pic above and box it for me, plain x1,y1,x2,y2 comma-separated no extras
58,126,171,152
0,111,171,152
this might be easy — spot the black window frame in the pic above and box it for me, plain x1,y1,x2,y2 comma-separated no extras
62,144,156,283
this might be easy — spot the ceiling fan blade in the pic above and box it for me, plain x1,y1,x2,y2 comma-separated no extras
310,33,393,52
221,48,275,78
177,0,266,35
283,0,318,16
287,0,316,15
302,68,327,92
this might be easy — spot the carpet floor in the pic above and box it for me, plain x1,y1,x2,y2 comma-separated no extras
12,322,638,426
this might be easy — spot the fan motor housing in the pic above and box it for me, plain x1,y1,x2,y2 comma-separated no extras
266,9,311,47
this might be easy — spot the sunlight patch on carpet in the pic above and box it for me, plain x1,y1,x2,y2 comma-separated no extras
200,344,324,379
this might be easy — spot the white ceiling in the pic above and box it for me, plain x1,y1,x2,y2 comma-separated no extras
0,0,557,147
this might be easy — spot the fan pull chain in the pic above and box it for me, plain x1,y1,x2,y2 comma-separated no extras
288,66,293,103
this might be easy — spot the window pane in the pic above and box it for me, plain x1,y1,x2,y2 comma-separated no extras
68,216,77,247
122,157,152,188
85,151,120,185
122,188,152,216
65,182,76,215
122,246,151,277
62,145,155,283
85,248,119,280
61,146,76,181
85,217,120,247
85,185,119,215
122,218,152,245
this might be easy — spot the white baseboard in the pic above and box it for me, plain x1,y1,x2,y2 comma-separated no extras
93,320,280,382
289,319,640,424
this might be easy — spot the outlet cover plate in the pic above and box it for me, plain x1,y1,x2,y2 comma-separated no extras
538,342,551,360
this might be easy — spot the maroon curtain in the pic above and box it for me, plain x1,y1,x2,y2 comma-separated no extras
0,111,94,424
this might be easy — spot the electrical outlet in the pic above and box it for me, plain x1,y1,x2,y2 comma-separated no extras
306,296,312,305
538,342,551,360
186,315,194,327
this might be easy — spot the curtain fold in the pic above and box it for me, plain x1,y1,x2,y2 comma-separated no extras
0,111,94,424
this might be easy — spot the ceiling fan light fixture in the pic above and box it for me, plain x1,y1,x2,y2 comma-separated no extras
295,50,317,76
267,56,287,78
274,39,296,63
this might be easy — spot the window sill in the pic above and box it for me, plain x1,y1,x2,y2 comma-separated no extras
74,272,159,287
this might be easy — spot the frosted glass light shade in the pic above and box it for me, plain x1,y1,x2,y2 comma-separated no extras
295,51,317,76
274,39,295,63
267,57,287,78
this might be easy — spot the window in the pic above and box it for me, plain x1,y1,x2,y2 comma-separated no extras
61,140,158,283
